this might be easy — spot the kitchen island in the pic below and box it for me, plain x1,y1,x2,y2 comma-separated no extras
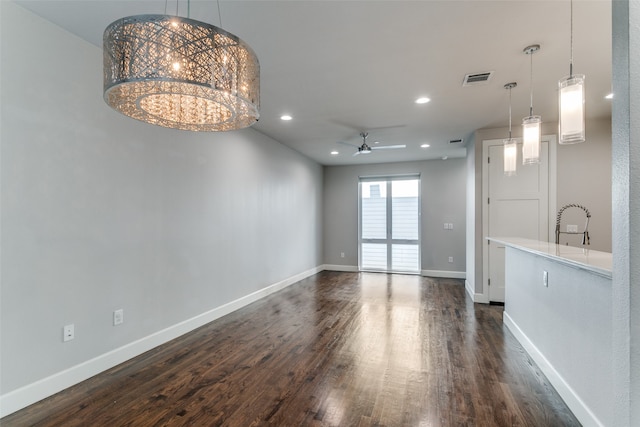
488,237,612,427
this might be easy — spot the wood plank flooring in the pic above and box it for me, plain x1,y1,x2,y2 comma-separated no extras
2,272,580,426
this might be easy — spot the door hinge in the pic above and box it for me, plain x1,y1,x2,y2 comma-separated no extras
488,157,490,164
488,240,490,245
487,197,490,204
488,278,491,286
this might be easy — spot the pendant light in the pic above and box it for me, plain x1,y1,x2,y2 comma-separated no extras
103,0,260,132
503,82,518,176
522,44,541,165
558,0,586,144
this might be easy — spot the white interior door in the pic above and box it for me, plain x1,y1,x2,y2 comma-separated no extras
483,138,553,302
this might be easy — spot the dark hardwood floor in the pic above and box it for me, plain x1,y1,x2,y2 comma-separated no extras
2,272,580,426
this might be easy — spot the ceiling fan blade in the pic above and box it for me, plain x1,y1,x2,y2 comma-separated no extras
352,151,361,157
337,140,360,148
371,144,406,150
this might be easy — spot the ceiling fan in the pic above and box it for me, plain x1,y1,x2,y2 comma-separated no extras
338,132,406,157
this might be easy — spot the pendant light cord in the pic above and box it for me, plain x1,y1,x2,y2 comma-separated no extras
508,86,513,139
529,52,534,117
164,0,179,16
217,0,223,27
164,0,187,17
570,0,574,78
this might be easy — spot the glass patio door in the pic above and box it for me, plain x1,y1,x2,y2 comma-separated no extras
359,176,420,273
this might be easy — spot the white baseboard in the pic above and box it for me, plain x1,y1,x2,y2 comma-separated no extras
0,265,324,418
473,293,489,304
465,280,489,304
421,269,466,279
322,264,359,272
322,266,466,279
503,312,604,427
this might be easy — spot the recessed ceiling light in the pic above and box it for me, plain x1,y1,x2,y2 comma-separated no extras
280,114,293,121
421,143,430,148
415,97,431,104
330,151,339,155
605,93,613,99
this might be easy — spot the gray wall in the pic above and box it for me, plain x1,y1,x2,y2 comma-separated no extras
324,159,466,275
556,118,612,252
1,2,322,397
467,118,612,295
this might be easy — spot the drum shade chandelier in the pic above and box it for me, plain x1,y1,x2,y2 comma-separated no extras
103,10,259,132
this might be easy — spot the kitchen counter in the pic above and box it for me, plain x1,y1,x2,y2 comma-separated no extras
488,237,612,278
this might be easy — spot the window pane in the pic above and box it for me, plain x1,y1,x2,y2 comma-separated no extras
361,243,387,270
392,244,419,272
361,181,386,239
392,180,419,240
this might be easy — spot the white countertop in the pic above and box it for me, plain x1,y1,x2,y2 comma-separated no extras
488,237,613,278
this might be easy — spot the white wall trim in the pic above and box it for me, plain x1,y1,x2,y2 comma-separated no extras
0,265,324,418
465,279,475,299
503,312,604,427
421,270,466,279
322,264,359,272
465,280,489,303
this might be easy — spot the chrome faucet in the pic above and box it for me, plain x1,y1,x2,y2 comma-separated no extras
555,204,591,245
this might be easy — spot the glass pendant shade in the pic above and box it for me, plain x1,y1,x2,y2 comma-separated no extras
503,138,517,176
522,115,541,164
103,15,260,132
559,74,586,144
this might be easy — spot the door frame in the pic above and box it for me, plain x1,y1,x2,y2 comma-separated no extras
358,174,421,274
481,135,557,303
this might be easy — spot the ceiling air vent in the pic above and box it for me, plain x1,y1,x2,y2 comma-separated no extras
449,138,464,144
462,71,493,87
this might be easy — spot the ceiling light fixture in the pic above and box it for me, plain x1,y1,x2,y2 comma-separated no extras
415,97,431,104
558,0,586,144
522,44,541,165
331,151,339,155
280,115,293,121
103,1,260,132
421,144,430,148
503,82,518,176
605,93,614,100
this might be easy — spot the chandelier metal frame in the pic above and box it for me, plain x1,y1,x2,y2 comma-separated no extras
103,14,260,131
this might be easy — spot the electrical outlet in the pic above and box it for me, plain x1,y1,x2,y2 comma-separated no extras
448,256,454,263
444,223,449,229
449,223,454,230
543,271,549,287
113,309,124,326
340,252,345,258
63,324,74,342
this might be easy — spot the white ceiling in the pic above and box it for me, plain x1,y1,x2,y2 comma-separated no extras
16,0,612,166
